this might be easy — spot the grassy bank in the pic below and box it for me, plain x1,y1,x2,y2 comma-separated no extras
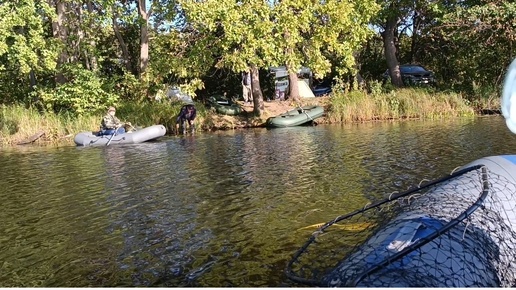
0,88,499,147
327,88,477,123
0,101,211,147
115,101,208,133
0,105,98,146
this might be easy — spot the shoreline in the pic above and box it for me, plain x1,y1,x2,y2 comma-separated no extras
1,94,502,148
11,110,501,148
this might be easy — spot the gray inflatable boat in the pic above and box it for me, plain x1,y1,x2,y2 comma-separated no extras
287,155,516,287
74,125,167,147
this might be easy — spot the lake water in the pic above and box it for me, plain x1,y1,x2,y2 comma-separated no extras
1,116,515,286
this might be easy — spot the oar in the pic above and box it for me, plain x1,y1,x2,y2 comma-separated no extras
106,127,118,146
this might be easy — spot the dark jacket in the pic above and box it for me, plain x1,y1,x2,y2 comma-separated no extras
176,105,196,123
242,71,251,86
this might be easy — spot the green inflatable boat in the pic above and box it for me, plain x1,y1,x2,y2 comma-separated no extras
266,105,324,128
208,96,243,116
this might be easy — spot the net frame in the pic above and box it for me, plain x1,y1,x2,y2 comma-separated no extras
284,164,512,287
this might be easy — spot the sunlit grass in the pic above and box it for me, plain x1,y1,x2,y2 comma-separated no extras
0,105,98,146
0,88,493,147
117,100,208,133
327,88,476,123
0,101,209,147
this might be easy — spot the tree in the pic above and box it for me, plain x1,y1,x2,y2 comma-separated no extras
0,0,58,103
425,0,516,93
176,0,378,114
372,0,415,87
136,0,150,76
49,0,67,83
173,0,276,115
271,0,379,99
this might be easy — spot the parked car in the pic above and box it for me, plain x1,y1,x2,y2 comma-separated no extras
383,64,436,86
269,66,313,100
312,78,333,96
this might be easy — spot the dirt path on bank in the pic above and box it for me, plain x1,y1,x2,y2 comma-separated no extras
203,96,332,131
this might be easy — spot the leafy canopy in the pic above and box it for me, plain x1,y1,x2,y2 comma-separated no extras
176,0,379,80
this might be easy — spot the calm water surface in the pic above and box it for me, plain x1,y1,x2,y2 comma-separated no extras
1,116,516,287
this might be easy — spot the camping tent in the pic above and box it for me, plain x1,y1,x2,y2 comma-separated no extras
298,80,315,98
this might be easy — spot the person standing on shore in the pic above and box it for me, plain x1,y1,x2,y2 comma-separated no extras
242,70,252,104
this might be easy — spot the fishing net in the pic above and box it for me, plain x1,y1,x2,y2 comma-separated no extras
286,165,516,287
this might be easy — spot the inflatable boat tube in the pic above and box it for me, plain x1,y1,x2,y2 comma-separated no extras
266,105,324,128
320,155,516,287
207,96,243,116
214,103,243,115
74,125,166,147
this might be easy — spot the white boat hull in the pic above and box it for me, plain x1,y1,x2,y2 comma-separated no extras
74,125,167,147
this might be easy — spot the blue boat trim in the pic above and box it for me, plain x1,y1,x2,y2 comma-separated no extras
502,155,516,165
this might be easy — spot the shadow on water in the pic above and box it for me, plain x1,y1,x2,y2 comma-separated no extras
0,116,515,286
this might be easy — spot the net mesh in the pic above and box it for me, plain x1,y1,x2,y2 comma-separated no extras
286,165,516,287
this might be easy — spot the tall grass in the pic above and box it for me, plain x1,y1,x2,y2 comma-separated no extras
327,88,475,123
0,101,209,146
0,88,491,147
0,105,98,146
117,101,208,133
469,83,501,111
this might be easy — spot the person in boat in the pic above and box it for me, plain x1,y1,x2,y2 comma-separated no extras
100,106,131,135
176,104,196,134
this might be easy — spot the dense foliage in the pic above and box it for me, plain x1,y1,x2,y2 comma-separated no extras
0,0,514,115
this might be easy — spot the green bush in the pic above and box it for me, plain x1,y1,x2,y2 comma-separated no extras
37,65,120,115
116,100,208,133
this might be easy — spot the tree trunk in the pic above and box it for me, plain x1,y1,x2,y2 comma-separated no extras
86,0,98,70
409,9,421,64
352,52,366,90
75,3,83,65
137,0,150,77
29,70,36,89
287,66,300,102
283,28,301,102
50,0,68,84
356,72,366,90
383,14,403,87
112,6,133,73
250,65,264,116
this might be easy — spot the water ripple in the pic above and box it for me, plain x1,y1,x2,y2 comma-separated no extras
1,117,516,286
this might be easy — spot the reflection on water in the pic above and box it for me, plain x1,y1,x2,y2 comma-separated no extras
0,116,515,286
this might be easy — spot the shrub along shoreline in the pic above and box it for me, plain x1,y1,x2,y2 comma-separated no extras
0,88,500,147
